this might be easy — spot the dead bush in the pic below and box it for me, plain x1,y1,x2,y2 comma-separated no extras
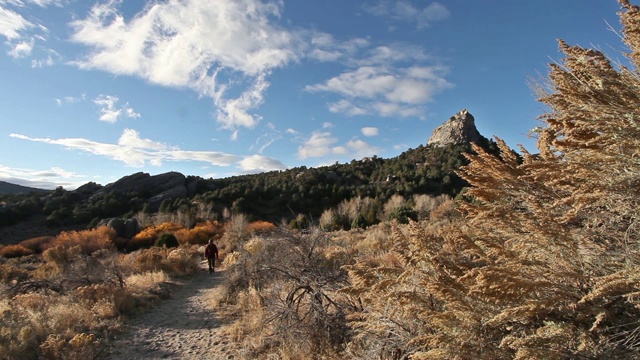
221,227,352,358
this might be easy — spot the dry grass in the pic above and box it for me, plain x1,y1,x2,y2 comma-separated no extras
0,235,200,359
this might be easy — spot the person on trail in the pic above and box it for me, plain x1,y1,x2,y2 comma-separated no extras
205,238,219,274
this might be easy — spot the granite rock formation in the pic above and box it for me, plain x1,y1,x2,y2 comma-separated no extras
427,109,482,146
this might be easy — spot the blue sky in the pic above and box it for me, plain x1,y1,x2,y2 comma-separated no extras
0,0,626,189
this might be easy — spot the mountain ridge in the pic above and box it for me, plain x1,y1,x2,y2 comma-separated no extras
0,181,50,195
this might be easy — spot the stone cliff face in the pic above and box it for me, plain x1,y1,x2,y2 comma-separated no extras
427,109,482,146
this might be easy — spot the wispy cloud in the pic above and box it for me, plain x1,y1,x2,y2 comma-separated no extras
0,5,32,40
93,94,141,123
0,1,55,60
10,129,286,174
10,129,241,167
0,164,82,190
364,1,450,29
55,94,85,106
70,0,301,132
250,123,282,154
8,37,33,57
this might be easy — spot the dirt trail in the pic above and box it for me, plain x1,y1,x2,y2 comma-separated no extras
102,264,238,360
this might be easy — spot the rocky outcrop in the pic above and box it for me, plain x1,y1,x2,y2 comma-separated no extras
427,109,482,146
97,171,195,210
98,217,140,239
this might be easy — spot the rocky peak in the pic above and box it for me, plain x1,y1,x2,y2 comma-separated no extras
427,109,482,146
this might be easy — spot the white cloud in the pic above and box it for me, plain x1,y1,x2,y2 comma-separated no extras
0,5,32,40
307,65,452,118
10,129,241,167
346,139,379,158
297,131,338,160
328,100,368,116
0,1,55,59
70,0,301,131
55,94,84,106
332,146,348,155
322,122,334,129
365,1,450,29
93,94,141,123
8,37,33,57
238,154,287,173
361,127,379,136
307,32,370,63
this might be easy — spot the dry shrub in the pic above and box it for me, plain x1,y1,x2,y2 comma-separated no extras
221,251,241,268
40,333,99,360
382,194,406,221
175,220,224,245
42,245,81,273
220,228,351,358
45,227,116,255
165,247,200,275
429,197,460,223
353,222,394,254
322,245,356,270
413,194,450,220
0,298,10,316
124,271,169,294
0,263,29,284
18,236,54,253
218,213,250,255
118,246,199,277
0,245,35,258
118,247,167,274
248,220,276,234
243,237,265,256
129,222,182,250
228,287,265,341
1,292,111,360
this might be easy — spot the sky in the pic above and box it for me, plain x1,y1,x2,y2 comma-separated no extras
0,0,628,190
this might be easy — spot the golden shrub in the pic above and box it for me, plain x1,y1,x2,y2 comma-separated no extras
248,220,276,234
131,222,181,246
0,245,35,258
45,227,116,255
175,220,225,245
17,236,54,253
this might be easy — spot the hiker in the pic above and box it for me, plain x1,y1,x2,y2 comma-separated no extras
204,238,219,274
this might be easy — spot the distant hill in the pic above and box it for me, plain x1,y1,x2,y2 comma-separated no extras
0,181,49,195
0,109,504,244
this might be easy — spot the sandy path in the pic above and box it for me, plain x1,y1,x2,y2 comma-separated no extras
102,264,238,360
